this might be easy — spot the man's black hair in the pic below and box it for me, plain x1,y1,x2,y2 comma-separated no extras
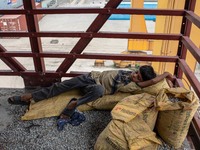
139,65,156,81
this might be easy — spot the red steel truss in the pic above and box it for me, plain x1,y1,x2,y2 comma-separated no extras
0,0,200,148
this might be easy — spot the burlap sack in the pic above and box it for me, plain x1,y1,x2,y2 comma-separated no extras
21,79,169,121
124,116,161,150
95,93,161,150
111,93,157,124
94,122,120,150
95,118,161,150
87,79,169,110
87,92,132,110
141,78,169,95
21,90,86,120
21,90,131,120
141,106,158,131
155,87,199,148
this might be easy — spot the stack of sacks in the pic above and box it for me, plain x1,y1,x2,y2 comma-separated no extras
155,87,199,149
21,79,169,120
94,93,161,150
95,87,199,150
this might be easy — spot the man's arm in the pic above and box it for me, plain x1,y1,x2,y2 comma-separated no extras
136,72,174,88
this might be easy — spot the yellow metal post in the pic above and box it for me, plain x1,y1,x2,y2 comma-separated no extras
152,0,185,74
152,0,200,89
128,0,149,51
114,0,151,68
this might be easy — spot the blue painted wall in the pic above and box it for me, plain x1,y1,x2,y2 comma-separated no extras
109,2,157,21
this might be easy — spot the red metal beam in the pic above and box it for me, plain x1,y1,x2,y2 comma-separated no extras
186,11,200,28
0,9,26,14
0,45,26,72
93,32,181,40
56,0,123,73
174,0,196,79
189,120,200,149
181,36,200,64
0,70,86,77
0,0,199,148
0,31,181,40
0,51,179,61
0,71,19,76
178,59,200,98
192,113,200,138
175,78,185,87
0,8,185,16
166,0,200,148
23,0,45,73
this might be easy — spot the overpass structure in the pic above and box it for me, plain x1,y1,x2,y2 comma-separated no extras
0,0,200,149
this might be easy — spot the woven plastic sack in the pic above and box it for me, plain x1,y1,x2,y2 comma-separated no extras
111,93,156,124
21,90,131,120
95,118,161,150
141,78,169,95
21,90,85,120
85,78,169,110
87,92,132,110
155,87,199,148
21,79,169,120
94,122,119,150
95,93,161,150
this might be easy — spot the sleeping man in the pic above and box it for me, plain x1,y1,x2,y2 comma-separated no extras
8,65,174,121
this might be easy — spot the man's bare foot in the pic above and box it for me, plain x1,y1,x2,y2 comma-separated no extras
66,100,77,109
21,93,32,102
7,95,31,105
59,99,77,119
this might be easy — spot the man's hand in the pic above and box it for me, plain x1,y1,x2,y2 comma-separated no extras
163,72,175,87
164,72,175,82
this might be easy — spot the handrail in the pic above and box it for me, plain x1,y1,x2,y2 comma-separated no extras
0,8,185,16
0,51,179,61
181,36,200,64
186,11,200,28
0,0,199,148
0,32,182,39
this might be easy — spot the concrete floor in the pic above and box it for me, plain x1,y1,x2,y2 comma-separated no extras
0,88,112,149
0,88,193,149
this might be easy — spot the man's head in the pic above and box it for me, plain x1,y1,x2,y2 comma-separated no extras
139,65,156,81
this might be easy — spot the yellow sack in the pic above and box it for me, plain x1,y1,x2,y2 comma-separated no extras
95,117,161,150
142,78,169,95
86,78,169,110
87,78,169,111
111,93,155,123
155,87,199,149
124,116,161,150
94,121,123,150
21,79,169,121
21,90,85,120
95,93,161,150
107,120,128,150
87,92,132,110
21,90,131,120
141,106,158,131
